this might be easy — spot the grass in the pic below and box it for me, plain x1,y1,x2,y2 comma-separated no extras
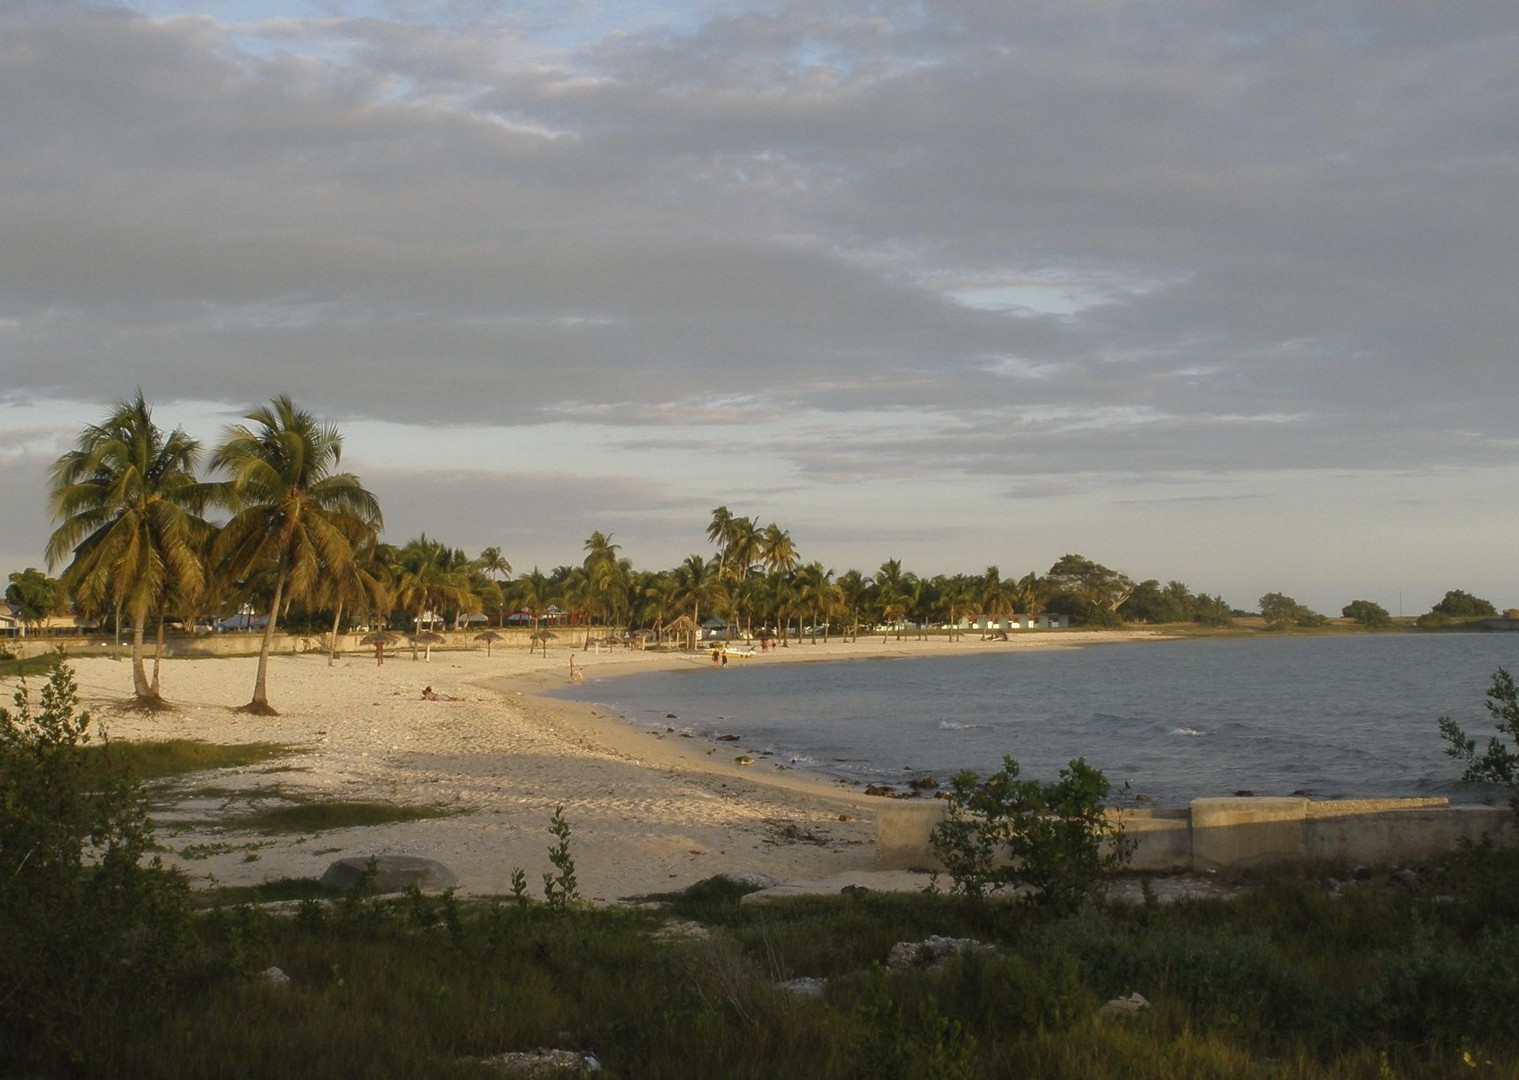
9,849,1519,1077
234,797,456,834
85,738,294,781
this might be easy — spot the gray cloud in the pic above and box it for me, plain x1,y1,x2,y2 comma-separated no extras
1,0,1516,607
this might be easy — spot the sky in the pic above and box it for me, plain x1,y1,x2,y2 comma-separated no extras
2,0,1517,617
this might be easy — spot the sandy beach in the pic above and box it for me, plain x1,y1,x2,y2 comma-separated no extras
6,631,1163,901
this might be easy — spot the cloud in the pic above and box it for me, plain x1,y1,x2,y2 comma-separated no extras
1,0,1516,608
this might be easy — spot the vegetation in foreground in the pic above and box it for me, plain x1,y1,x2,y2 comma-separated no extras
10,660,1519,1078
8,850,1519,1078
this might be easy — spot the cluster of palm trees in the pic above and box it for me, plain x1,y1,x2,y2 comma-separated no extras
45,393,383,714
43,395,1230,711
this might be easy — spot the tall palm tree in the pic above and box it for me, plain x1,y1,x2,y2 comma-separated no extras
392,534,477,655
313,532,392,666
706,506,735,576
582,531,628,643
936,574,974,642
671,554,723,646
979,565,1013,638
795,562,839,644
875,559,910,642
210,396,382,713
46,392,209,706
835,569,869,643
476,546,512,582
474,546,513,626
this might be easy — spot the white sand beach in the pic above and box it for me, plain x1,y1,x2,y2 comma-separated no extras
6,631,1162,901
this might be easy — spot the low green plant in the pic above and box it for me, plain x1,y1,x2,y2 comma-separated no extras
543,804,580,909
930,754,1130,910
0,661,194,1067
1438,667,1519,813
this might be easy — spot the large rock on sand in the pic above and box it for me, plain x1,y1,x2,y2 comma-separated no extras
320,855,458,893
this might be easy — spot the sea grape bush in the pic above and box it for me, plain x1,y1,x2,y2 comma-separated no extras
1439,667,1519,815
930,754,1129,911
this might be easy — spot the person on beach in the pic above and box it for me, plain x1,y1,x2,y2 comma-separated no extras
421,686,455,701
569,654,584,683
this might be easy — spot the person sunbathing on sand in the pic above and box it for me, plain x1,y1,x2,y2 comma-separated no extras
421,686,456,701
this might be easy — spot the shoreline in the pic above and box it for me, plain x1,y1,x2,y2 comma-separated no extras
5,630,1167,901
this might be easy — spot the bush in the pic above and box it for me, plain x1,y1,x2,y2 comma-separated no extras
930,755,1129,911
1439,667,1519,814
0,660,194,1068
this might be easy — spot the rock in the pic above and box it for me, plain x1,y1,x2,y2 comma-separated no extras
1098,992,1150,1018
777,977,827,1000
473,1049,601,1075
716,870,780,890
319,855,459,894
734,755,755,765
887,936,994,971
1393,868,1423,894
257,966,290,988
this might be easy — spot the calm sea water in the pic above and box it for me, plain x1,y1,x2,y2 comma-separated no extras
551,634,1519,807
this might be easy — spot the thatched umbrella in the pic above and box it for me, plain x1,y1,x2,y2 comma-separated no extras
360,631,399,667
665,615,700,651
474,630,503,657
530,629,558,657
408,630,446,661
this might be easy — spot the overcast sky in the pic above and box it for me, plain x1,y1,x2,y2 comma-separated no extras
2,0,1516,615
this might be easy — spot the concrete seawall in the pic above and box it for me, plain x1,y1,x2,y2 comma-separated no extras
877,796,1517,872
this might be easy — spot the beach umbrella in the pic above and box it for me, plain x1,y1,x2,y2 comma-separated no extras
474,630,503,657
664,615,699,651
530,629,558,656
408,630,446,661
360,631,399,667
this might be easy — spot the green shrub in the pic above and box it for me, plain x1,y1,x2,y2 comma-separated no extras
930,754,1129,911
1438,667,1519,813
0,661,194,1068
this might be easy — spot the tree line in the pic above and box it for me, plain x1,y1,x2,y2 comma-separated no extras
16,394,1507,710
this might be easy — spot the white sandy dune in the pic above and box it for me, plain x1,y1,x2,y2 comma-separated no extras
7,632,1159,901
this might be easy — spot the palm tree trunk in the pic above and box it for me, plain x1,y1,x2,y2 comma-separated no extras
328,599,344,667
151,618,165,697
130,614,152,701
248,570,286,713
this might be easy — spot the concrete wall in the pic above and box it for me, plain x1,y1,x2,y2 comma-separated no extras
876,795,1517,873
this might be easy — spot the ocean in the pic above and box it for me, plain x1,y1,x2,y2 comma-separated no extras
551,633,1519,808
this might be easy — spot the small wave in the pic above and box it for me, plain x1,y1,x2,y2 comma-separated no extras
938,720,985,731
1170,727,1206,737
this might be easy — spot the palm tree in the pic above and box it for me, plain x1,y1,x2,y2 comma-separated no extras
392,534,477,656
875,559,910,642
979,566,1013,638
835,569,869,643
582,531,629,644
706,506,735,575
474,546,513,626
509,566,552,635
936,574,975,642
313,532,392,666
1010,571,1047,625
210,396,382,713
46,392,209,706
476,546,512,582
671,554,723,645
795,562,839,643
